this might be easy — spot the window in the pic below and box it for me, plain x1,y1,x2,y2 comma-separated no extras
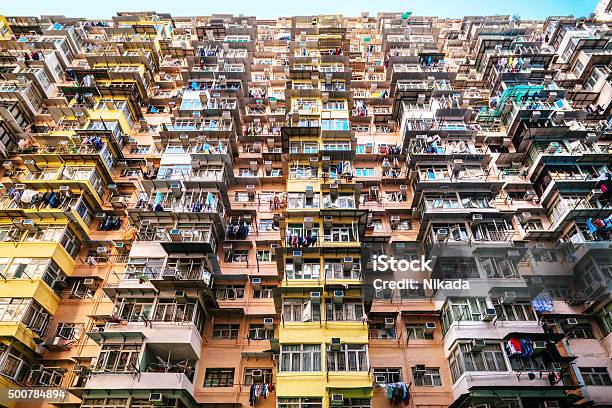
282,299,321,322
599,302,612,336
355,168,376,177
478,257,518,278
286,261,321,280
213,324,240,339
580,367,612,386
253,286,274,299
81,397,128,408
215,286,245,299
449,343,508,383
113,297,154,321
248,324,274,340
412,367,442,386
325,302,364,321
231,250,249,263
326,344,368,371
493,301,537,321
244,368,273,385
259,219,275,231
280,344,321,372
406,324,434,340
95,344,140,373
277,398,322,408
55,323,84,340
257,250,275,262
373,368,402,383
130,145,151,155
441,297,488,334
342,399,371,408
204,368,235,387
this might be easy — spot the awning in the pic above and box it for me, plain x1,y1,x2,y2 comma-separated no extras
241,351,274,359
449,387,570,408
325,386,373,398
87,331,145,345
503,332,565,342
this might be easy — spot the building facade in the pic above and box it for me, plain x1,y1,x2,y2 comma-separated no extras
0,8,611,408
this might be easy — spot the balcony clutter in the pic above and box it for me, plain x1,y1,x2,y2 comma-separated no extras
286,232,318,247
226,219,250,239
7,188,72,209
97,215,121,231
378,382,411,405
249,383,274,406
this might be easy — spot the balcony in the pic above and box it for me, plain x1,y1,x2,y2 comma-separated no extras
131,191,225,220
135,225,218,254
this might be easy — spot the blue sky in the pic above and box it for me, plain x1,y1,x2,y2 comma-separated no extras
2,0,598,19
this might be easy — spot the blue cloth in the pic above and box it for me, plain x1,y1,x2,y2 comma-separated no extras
586,218,598,234
532,295,554,313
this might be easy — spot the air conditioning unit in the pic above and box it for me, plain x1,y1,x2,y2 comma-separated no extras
543,401,560,408
251,277,263,289
472,214,483,223
533,341,547,355
324,215,333,227
310,291,322,303
481,308,496,322
384,318,395,328
83,278,97,290
251,369,263,378
149,393,164,404
24,159,39,171
424,322,436,333
414,364,426,374
518,212,531,224
162,268,181,280
59,185,71,192
169,229,182,242
305,186,314,197
263,318,274,329
111,196,126,208
175,291,186,301
585,132,598,144
565,318,578,326
333,290,344,303
436,228,448,240
96,246,107,254
374,374,387,384
342,256,353,270
500,291,517,305
330,394,344,406
22,219,37,232
330,338,342,351
303,217,314,229
470,339,486,352
2,161,13,170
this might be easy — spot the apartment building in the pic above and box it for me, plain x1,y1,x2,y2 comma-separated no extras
0,7,610,408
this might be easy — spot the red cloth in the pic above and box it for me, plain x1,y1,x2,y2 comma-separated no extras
509,338,522,353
